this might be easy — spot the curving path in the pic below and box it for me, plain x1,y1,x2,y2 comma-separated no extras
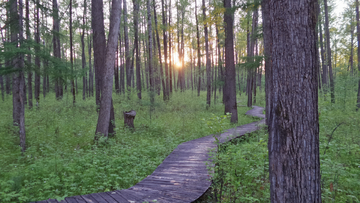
32,106,265,203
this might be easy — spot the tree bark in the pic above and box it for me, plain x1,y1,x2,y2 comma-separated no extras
10,0,26,152
262,0,322,202
195,0,201,97
88,36,93,97
356,0,360,109
168,0,173,94
95,0,122,137
147,0,154,106
26,0,33,106
202,0,211,107
161,0,169,100
81,0,87,100
133,0,142,99
324,0,335,103
223,0,238,123
34,0,40,106
153,0,166,100
318,6,327,88
246,11,253,107
70,0,76,104
123,0,131,92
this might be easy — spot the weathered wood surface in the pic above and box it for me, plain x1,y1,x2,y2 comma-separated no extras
31,106,265,203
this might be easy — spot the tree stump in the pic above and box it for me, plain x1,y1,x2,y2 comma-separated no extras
123,110,136,129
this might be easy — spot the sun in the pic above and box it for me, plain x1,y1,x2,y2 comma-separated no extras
176,62,182,68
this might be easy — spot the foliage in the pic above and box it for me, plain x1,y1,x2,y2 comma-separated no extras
0,90,255,202
204,77,360,202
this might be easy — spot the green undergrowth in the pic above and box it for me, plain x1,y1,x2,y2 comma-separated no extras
204,85,360,202
0,90,258,202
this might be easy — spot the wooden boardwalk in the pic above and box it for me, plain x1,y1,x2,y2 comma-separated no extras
32,106,265,203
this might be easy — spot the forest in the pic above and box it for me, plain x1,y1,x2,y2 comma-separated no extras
0,0,360,202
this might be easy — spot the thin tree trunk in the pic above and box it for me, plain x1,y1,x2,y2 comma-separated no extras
34,0,40,106
195,0,201,97
147,0,155,106
168,0,173,94
81,0,87,100
318,4,327,89
350,15,354,75
161,0,169,100
356,0,360,109
324,0,335,103
11,0,26,152
124,0,131,93
26,0,33,106
224,0,238,123
252,8,258,105
246,11,252,107
153,0,166,100
202,0,211,107
133,0,141,99
42,41,47,99
70,0,76,104
120,35,125,93
89,35,93,97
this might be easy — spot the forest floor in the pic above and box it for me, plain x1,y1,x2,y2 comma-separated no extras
0,90,260,202
1,88,359,203
198,90,360,202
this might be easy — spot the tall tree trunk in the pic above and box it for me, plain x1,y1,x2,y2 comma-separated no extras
252,8,258,105
350,15,354,75
70,0,76,104
195,0,201,97
120,35,125,93
318,4,328,89
81,0,87,100
324,0,335,103
95,0,122,137
133,0,142,99
202,0,211,107
246,11,253,107
0,62,3,101
168,0,173,94
42,41,47,99
161,0,169,100
92,0,116,136
89,35,93,97
356,0,360,109
262,0,321,202
10,0,26,152
34,0,40,106
26,0,33,106
153,0,166,100
147,0,154,106
115,42,120,94
224,0,238,123
123,0,131,93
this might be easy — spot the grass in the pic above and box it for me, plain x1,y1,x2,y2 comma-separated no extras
0,89,257,202
205,74,360,202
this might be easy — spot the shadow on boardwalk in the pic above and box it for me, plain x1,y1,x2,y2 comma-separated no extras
32,106,265,203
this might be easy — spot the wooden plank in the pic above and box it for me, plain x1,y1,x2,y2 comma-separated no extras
81,194,99,203
105,191,128,203
128,186,186,203
64,197,79,203
73,196,87,203
138,179,209,191
115,190,143,202
91,192,117,203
